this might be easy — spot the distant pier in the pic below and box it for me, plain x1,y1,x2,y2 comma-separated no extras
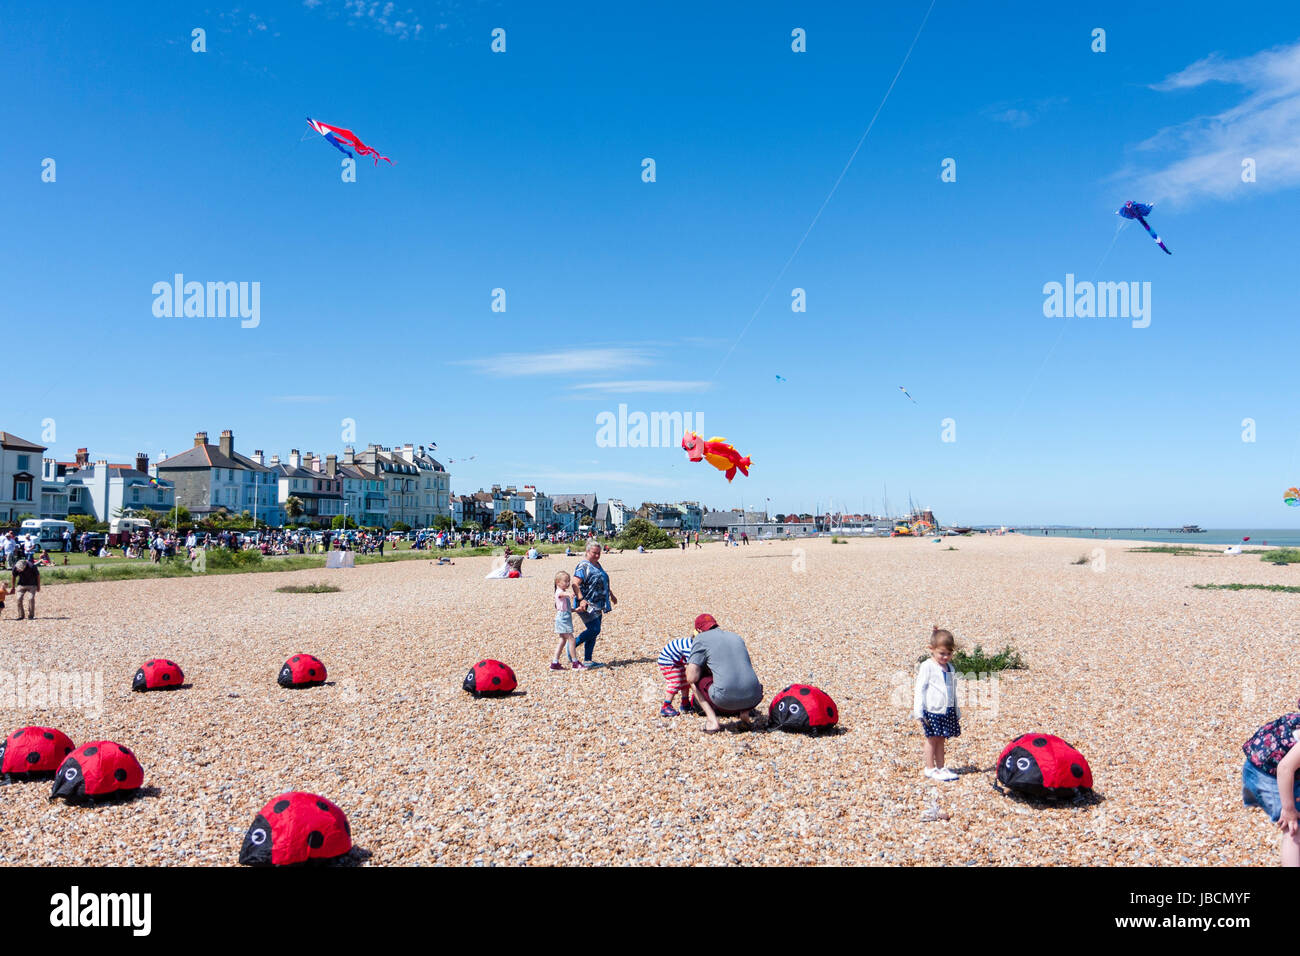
1014,527,1203,534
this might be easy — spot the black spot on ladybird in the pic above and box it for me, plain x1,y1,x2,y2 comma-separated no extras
43,731,53,740
799,687,810,695
1033,738,1047,747
317,800,329,812
26,752,40,765
492,677,501,685
114,768,128,782
83,746,98,756
307,831,324,849
1071,763,1084,779
274,799,290,813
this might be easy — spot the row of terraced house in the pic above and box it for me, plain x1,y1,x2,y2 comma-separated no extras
0,428,450,529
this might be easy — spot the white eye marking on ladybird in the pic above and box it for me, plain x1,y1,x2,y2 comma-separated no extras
1016,757,1031,772
250,828,267,845
64,768,77,780
789,703,801,714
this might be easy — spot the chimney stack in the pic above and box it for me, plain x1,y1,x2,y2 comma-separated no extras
326,454,338,477
75,447,89,466
402,443,415,462
135,453,149,474
289,449,301,469
219,430,234,459
271,454,281,466
304,452,316,472
343,447,355,465
252,450,264,466
194,431,209,448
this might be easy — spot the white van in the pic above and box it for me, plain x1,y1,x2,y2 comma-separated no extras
19,519,76,552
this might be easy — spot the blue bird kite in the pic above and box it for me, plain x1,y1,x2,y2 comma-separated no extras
1118,201,1171,255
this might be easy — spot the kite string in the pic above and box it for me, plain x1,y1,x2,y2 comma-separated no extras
711,0,939,377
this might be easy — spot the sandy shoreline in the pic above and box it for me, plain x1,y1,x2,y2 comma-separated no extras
0,533,1294,866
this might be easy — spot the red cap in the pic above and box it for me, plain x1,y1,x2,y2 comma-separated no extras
694,613,718,633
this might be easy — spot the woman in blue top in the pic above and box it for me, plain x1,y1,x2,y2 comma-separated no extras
571,541,617,666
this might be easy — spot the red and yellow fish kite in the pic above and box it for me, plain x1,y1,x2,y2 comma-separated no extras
682,431,751,482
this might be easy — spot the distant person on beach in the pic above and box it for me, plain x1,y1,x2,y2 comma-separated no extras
10,559,40,621
571,542,616,667
913,626,962,782
550,571,585,671
686,614,763,732
1242,703,1300,866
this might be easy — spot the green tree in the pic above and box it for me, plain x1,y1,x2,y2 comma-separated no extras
285,496,305,523
616,517,675,550
331,514,358,530
69,514,98,534
497,509,517,531
14,512,36,523
391,521,411,533
433,515,452,531
134,507,161,527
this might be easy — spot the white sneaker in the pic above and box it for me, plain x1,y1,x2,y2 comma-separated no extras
932,767,959,782
923,768,938,779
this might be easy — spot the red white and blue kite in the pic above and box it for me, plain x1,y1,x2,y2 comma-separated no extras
1117,201,1170,255
307,118,392,165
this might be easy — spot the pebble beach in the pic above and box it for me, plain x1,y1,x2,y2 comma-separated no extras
0,534,1293,866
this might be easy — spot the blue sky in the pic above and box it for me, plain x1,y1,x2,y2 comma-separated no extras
5,1,1300,524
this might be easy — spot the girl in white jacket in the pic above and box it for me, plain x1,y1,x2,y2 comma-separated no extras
913,626,962,781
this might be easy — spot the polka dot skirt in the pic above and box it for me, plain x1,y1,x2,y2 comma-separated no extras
922,706,961,739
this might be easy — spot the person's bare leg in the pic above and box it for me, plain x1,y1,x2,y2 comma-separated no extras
935,737,946,769
694,685,721,731
923,736,941,771
1284,828,1300,867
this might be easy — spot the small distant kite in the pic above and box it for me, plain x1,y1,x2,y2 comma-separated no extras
775,374,787,383
1117,201,1170,255
682,431,751,482
1285,487,1299,507
307,118,392,165
899,386,916,403
448,456,477,464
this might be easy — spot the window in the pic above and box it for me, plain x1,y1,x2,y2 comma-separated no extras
15,478,31,501
132,489,140,502
17,455,30,471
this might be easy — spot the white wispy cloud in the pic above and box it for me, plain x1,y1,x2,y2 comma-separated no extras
982,96,1067,128
569,380,712,394
1130,41,1300,203
458,348,654,377
305,0,423,39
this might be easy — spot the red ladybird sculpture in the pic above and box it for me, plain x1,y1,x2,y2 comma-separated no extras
996,733,1094,797
278,654,327,688
0,726,75,779
51,741,144,801
769,684,838,733
239,792,352,866
132,659,185,692
462,659,517,698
